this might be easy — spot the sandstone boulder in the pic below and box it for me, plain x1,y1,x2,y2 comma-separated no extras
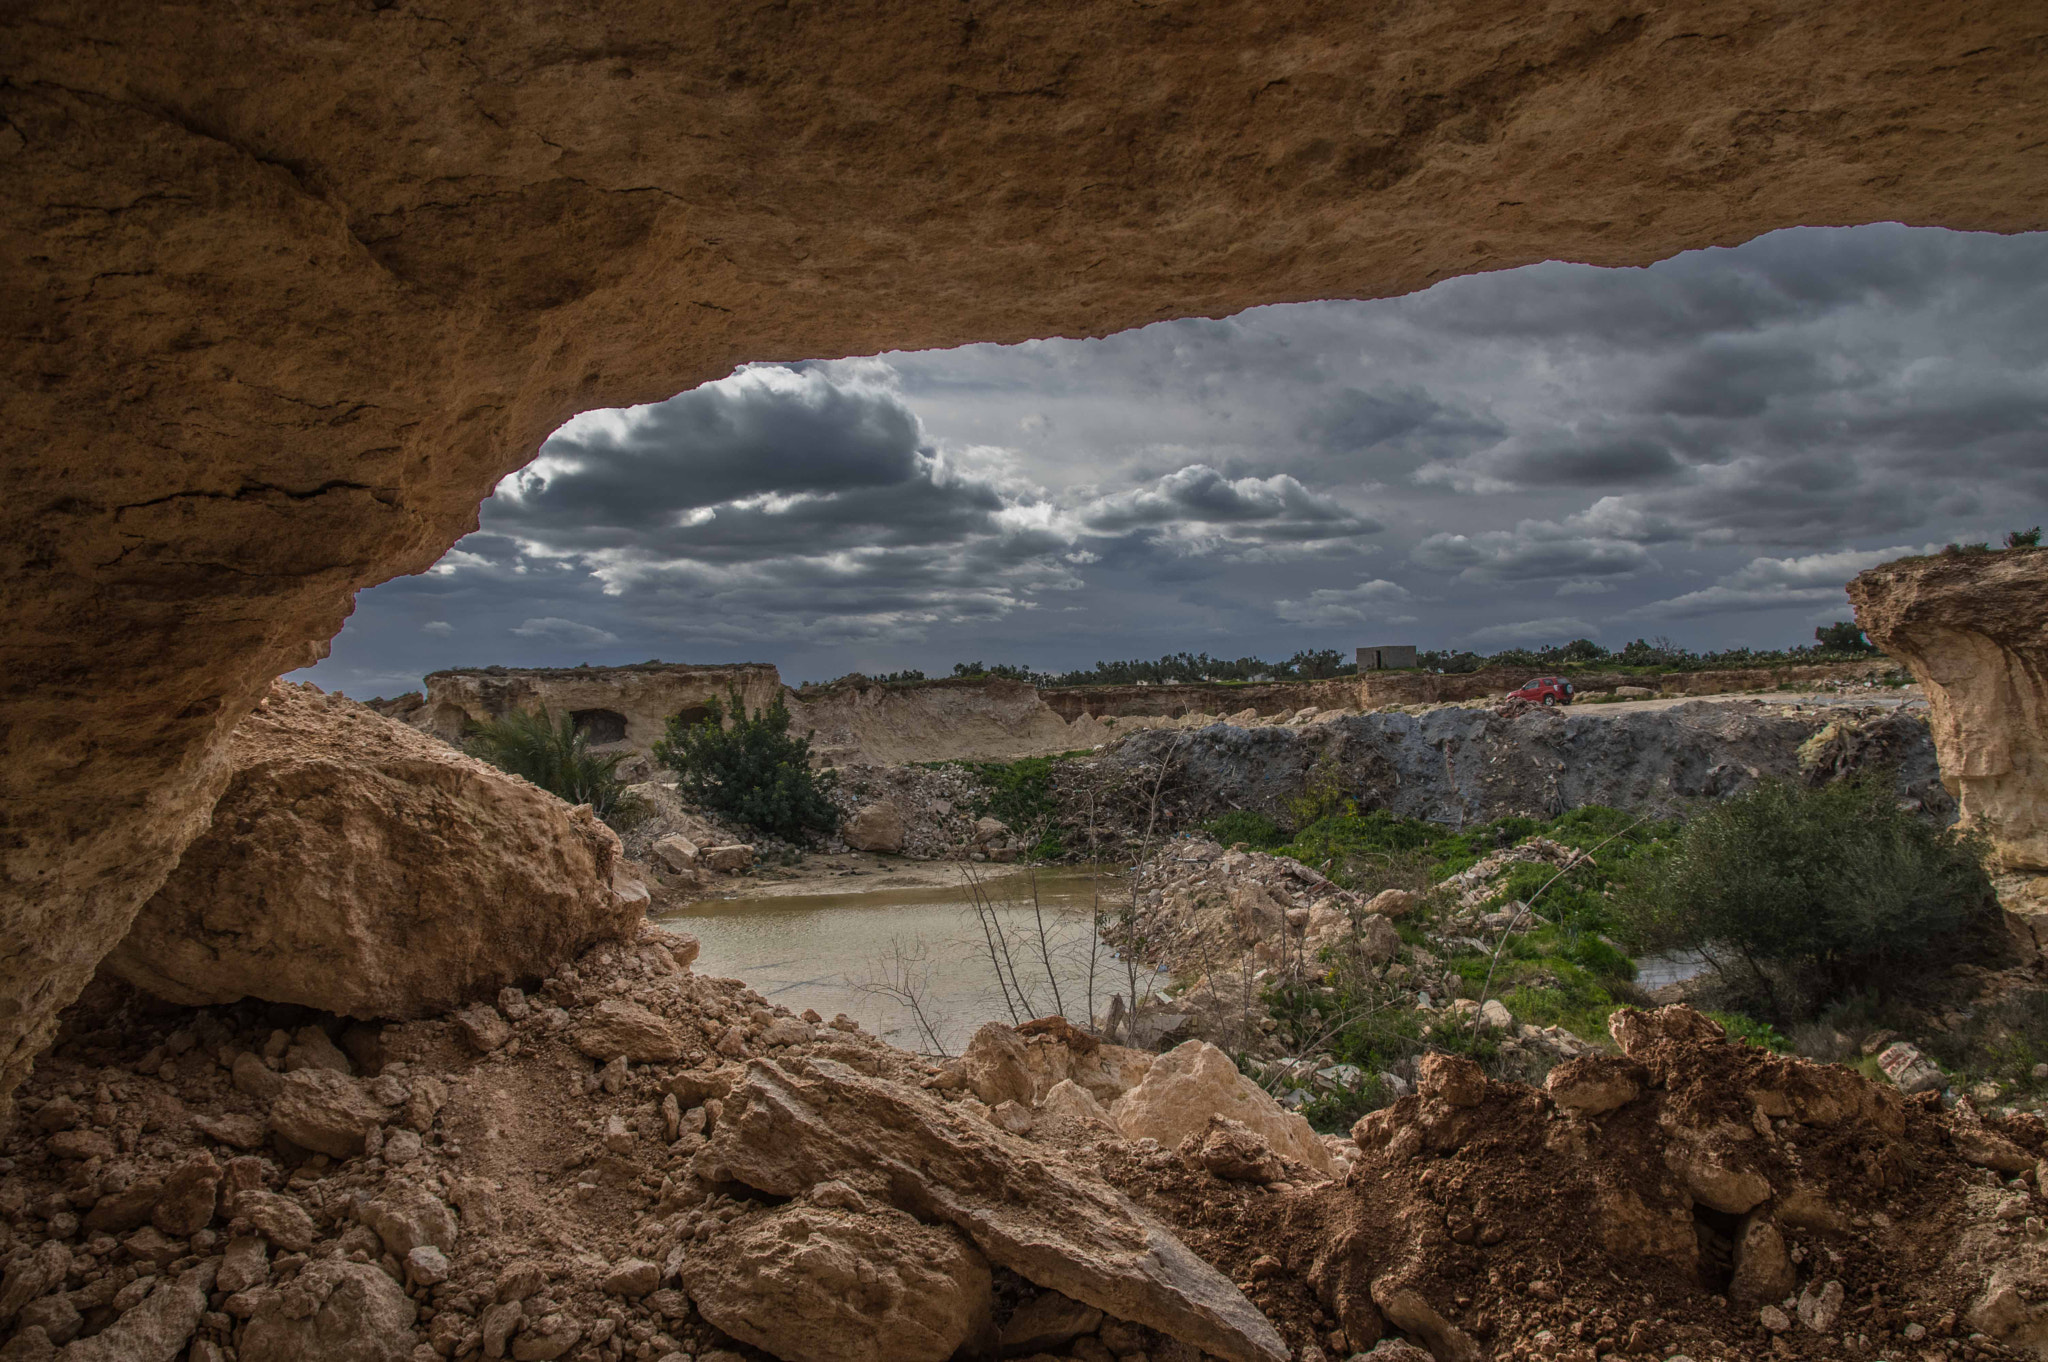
240,1260,417,1362
696,1057,1288,1362
651,834,701,873
1364,889,1421,919
960,1022,1035,1107
841,802,907,855
268,1069,391,1158
703,845,756,873
682,1200,991,1362
358,1187,458,1259
570,999,689,1063
1112,1042,1334,1178
102,683,642,1020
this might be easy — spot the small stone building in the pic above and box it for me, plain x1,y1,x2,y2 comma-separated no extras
1357,644,1419,671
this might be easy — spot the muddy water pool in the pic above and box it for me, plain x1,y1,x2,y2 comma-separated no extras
651,866,1149,1055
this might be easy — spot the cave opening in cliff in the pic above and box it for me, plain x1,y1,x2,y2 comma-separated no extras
569,708,628,745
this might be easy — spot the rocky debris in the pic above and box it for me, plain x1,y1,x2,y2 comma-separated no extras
694,1056,1289,1362
101,683,643,1019
1104,1002,2047,1362
239,1259,417,1362
681,1199,992,1362
56,1260,216,1362
1111,1042,1335,1178
1,936,2046,1362
829,764,988,860
838,801,906,855
1877,1038,1950,1095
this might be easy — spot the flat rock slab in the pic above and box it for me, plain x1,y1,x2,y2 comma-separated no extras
697,1057,1287,1362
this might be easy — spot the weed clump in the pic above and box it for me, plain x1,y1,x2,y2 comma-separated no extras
654,687,839,840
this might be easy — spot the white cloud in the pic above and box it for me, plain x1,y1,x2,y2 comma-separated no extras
1274,579,1417,627
511,617,620,647
422,620,454,634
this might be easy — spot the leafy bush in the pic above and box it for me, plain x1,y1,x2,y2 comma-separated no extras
653,687,839,840
1287,754,1352,830
1813,621,1874,653
1614,777,1999,1020
1204,810,1285,851
465,708,643,832
2008,527,2042,549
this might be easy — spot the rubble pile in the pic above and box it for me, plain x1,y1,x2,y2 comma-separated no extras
1114,838,1600,1083
1096,1006,2048,1361
0,932,1313,1362
829,765,996,861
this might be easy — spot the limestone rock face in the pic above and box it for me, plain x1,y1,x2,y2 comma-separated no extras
1851,551,2048,870
682,1200,992,1362
1111,1041,1336,1178
101,683,642,1020
3,0,2046,1109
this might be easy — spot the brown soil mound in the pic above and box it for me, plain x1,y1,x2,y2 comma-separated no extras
1091,1008,2047,1360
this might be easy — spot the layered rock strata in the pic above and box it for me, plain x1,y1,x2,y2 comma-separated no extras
102,682,643,1018
5,1,2046,1104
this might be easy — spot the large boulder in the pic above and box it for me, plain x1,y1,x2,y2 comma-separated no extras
1111,1041,1336,1177
682,1198,991,1362
841,801,906,854
697,1057,1288,1362
101,682,644,1019
239,1260,418,1362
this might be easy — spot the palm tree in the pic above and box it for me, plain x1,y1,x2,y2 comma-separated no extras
465,708,643,831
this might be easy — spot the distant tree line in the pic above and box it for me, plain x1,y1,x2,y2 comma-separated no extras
844,625,1883,692
1417,625,1877,675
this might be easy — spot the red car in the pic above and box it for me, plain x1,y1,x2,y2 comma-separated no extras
1509,675,1574,706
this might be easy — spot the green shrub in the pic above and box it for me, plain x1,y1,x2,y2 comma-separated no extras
2007,527,2042,549
653,687,839,840
465,708,644,832
1707,1011,1793,1053
1287,753,1352,830
1615,777,1999,1020
1205,810,1285,851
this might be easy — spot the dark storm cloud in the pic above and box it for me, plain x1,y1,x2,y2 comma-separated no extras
303,225,2048,695
1411,520,1655,582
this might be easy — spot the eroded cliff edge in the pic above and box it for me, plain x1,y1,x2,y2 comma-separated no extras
1851,550,2048,873
1852,549,2048,962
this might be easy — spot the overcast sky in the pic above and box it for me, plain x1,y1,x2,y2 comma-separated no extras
302,223,2048,695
